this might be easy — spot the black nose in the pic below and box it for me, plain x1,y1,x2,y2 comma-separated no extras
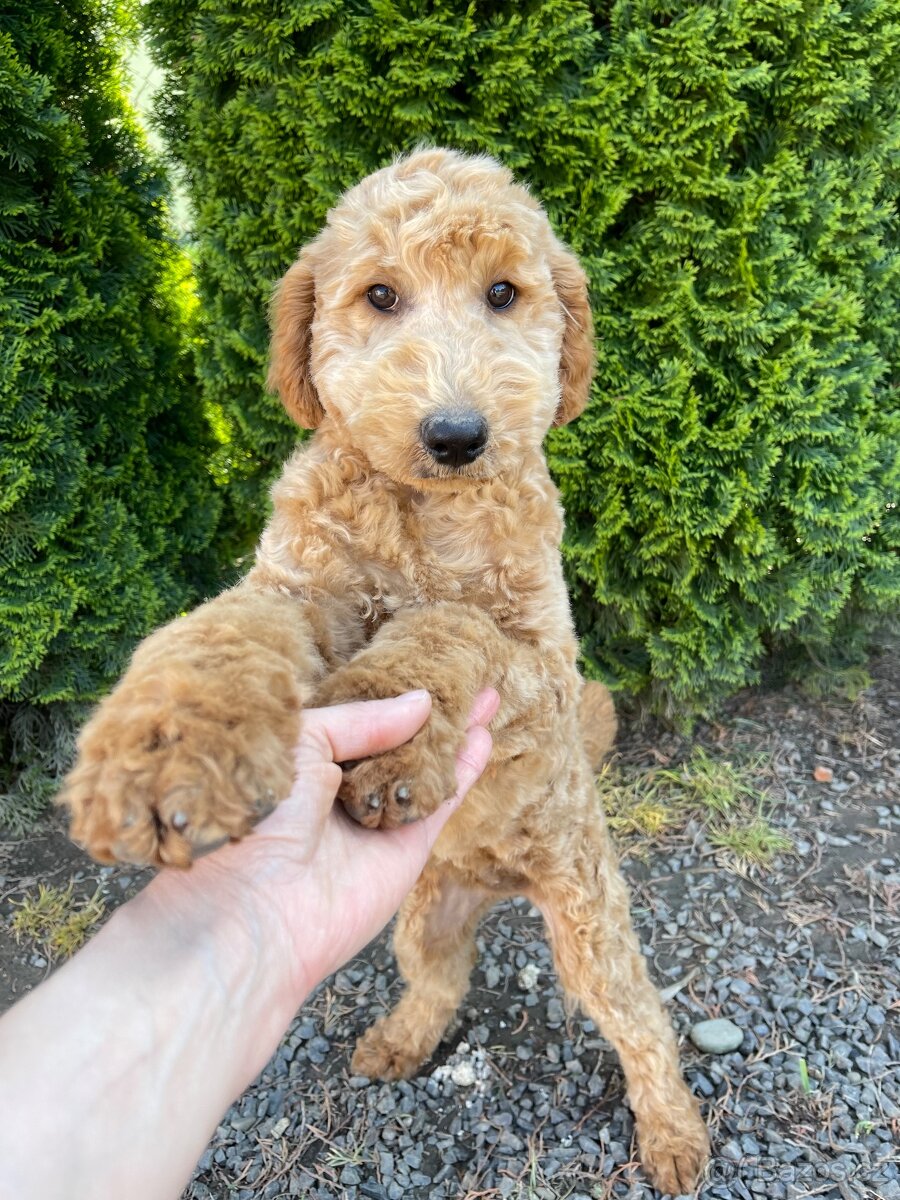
420,411,489,468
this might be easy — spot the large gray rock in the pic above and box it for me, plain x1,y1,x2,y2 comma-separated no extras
690,1018,744,1054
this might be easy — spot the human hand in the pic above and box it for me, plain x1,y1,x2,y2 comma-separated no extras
147,688,498,1001
0,689,498,1200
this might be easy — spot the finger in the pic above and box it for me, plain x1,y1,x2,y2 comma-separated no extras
415,725,494,853
296,691,432,766
466,686,500,730
392,722,494,848
453,724,494,801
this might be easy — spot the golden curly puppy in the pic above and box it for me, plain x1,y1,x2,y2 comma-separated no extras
63,148,708,1193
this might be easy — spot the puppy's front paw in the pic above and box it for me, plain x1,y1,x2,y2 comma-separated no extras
61,666,299,866
338,740,457,829
316,668,464,829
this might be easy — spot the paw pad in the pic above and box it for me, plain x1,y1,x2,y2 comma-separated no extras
339,769,419,829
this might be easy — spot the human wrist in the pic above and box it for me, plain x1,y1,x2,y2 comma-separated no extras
134,856,314,1034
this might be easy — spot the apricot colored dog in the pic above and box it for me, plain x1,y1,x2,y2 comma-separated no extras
63,149,708,1193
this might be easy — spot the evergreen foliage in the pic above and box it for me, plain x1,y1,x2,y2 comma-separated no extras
0,701,85,834
144,0,899,716
0,0,221,709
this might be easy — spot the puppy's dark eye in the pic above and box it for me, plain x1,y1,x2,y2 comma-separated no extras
487,281,515,309
367,284,398,311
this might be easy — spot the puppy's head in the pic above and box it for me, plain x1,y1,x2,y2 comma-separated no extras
268,148,593,488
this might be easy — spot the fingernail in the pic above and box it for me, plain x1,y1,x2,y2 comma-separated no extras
399,689,430,702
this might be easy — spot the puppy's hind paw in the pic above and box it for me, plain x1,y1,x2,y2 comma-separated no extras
637,1096,709,1195
351,1020,428,1081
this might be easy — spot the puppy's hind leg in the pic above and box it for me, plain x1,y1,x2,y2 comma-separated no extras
530,780,708,1196
352,863,493,1081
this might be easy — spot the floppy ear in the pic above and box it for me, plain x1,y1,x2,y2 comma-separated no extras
550,245,595,426
267,247,325,429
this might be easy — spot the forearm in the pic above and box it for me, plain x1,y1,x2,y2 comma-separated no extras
0,868,306,1200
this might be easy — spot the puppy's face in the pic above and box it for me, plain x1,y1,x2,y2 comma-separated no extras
269,149,593,489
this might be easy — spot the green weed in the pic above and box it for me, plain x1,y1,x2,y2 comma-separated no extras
10,882,105,960
598,747,791,868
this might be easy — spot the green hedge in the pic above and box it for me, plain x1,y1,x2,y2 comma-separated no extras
0,0,221,708
144,0,899,716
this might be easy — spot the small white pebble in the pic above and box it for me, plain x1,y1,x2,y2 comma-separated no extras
518,963,540,991
450,1062,477,1087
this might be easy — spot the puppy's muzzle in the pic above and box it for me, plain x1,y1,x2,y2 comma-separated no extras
420,410,488,469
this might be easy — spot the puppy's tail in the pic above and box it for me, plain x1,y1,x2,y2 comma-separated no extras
580,681,617,770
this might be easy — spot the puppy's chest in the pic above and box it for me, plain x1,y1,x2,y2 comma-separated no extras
363,504,563,637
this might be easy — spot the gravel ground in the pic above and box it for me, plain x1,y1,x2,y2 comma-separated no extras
2,642,898,1199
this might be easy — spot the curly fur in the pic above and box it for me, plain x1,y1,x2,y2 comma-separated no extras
62,148,708,1193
